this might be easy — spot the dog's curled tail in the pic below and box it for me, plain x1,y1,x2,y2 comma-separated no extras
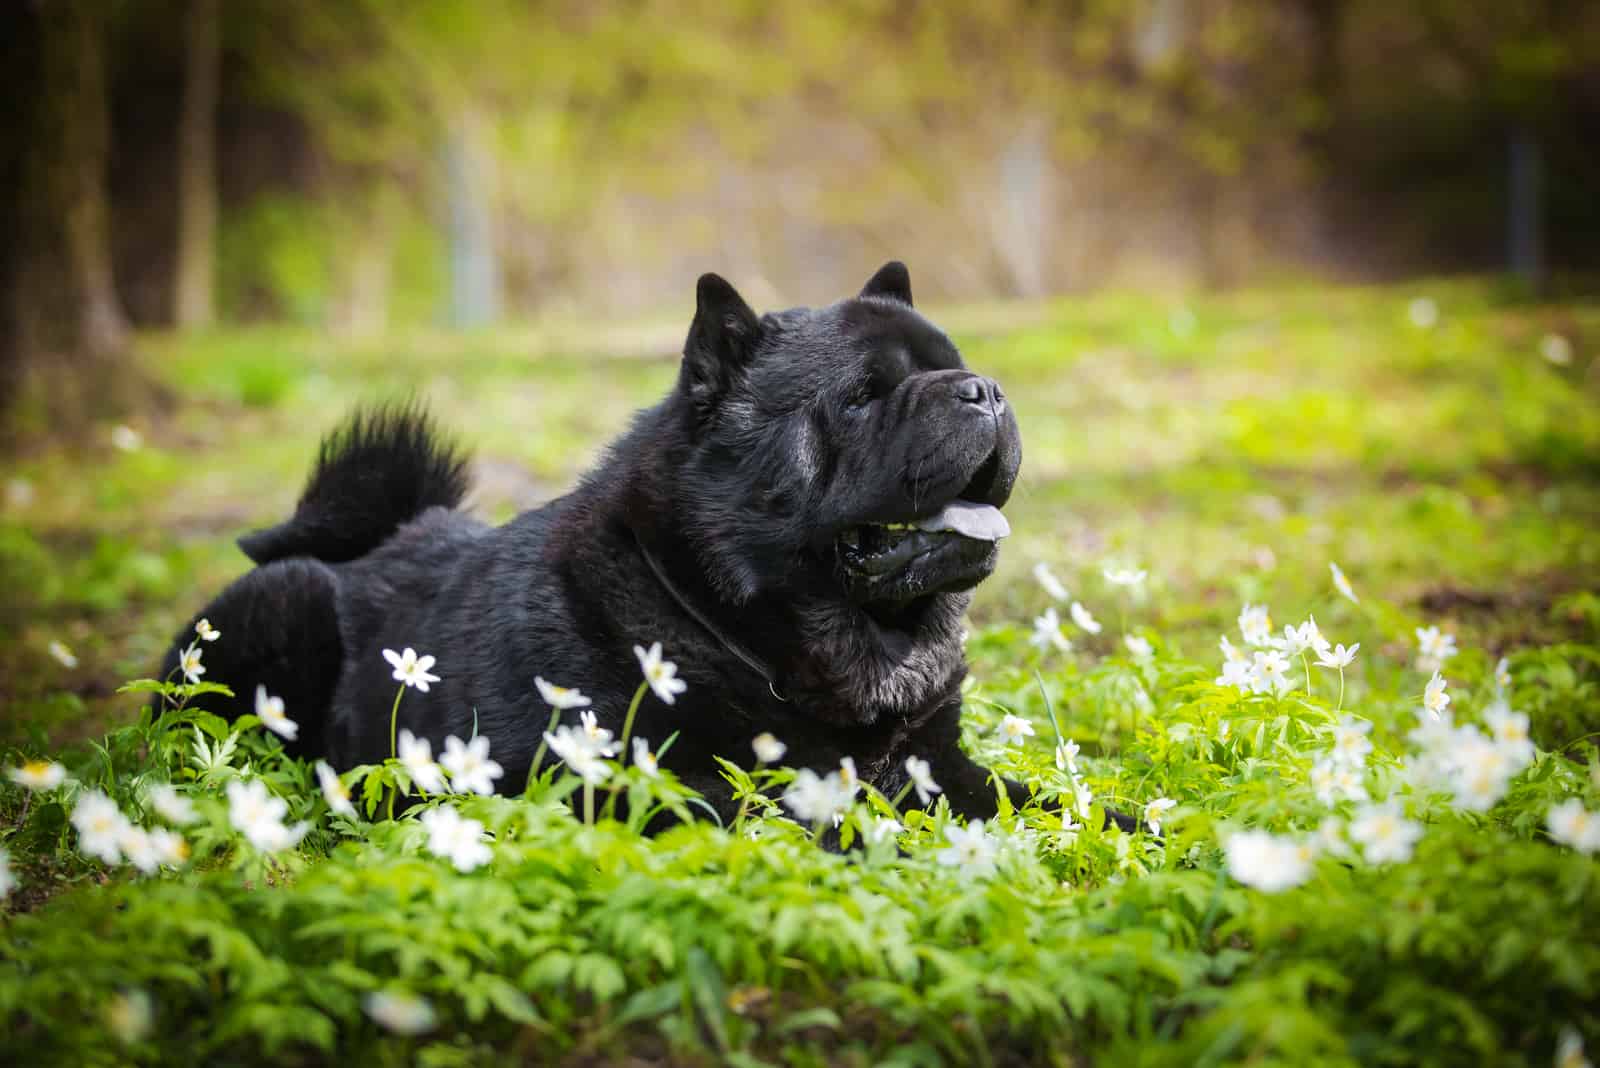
237,403,471,566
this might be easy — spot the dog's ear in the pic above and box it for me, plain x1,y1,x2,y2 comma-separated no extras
682,273,762,413
859,260,913,306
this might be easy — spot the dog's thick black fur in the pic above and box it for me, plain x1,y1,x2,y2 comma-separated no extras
164,262,1104,828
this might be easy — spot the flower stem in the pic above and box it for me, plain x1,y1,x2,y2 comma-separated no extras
619,681,648,752
1301,652,1312,697
1336,668,1346,713
889,782,914,811
389,685,406,760
583,781,594,826
524,707,563,795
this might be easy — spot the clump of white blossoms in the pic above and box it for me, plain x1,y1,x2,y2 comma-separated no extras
419,805,492,872
634,641,688,705
226,778,308,854
1124,634,1153,660
544,712,618,785
253,685,298,741
1422,671,1451,720
1311,758,1367,805
905,756,941,805
1414,625,1458,674
7,759,67,791
397,729,447,794
384,647,440,692
315,761,356,819
440,735,504,796
1030,607,1072,653
751,732,786,764
194,618,221,642
147,783,196,825
1224,830,1315,892
997,714,1036,745
783,767,857,825
1547,799,1600,855
937,820,999,874
1348,802,1423,865
534,677,590,710
1069,601,1102,635
1238,603,1273,648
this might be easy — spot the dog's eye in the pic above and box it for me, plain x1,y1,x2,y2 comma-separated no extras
846,383,874,410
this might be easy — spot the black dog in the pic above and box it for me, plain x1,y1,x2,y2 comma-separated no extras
164,263,1057,826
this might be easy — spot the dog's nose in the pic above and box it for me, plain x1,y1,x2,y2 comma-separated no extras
955,376,1005,412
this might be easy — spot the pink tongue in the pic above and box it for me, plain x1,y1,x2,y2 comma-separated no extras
914,501,1011,542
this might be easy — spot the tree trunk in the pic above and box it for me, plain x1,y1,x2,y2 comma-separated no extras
174,0,220,330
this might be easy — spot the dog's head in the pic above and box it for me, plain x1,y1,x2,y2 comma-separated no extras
662,263,1019,718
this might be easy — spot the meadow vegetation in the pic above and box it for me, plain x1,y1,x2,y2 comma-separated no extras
2,280,1598,1065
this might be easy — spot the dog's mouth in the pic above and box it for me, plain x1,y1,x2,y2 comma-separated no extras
836,500,1010,577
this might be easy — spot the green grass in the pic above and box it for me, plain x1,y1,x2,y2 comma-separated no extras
2,278,1599,1065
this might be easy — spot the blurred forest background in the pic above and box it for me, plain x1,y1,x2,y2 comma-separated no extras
1,0,1597,435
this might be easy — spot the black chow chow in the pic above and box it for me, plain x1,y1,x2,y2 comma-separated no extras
162,262,1066,826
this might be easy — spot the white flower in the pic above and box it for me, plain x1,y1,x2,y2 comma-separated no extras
47,640,79,669
1072,784,1095,821
110,424,143,452
7,759,66,791
1448,731,1515,811
543,725,613,785
1313,816,1352,859
1423,671,1451,720
1029,608,1072,653
905,755,941,805
119,825,162,875
1556,1027,1591,1068
316,761,356,818
782,768,856,824
419,805,493,872
1124,634,1153,660
1547,799,1600,854
1494,657,1512,692
1103,566,1147,588
1143,797,1177,835
752,732,786,764
1216,657,1254,692
868,816,905,845
1220,635,1245,663
632,737,660,778
1032,562,1069,602
534,677,591,710
398,729,447,794
838,756,859,791
1238,603,1273,647
997,714,1036,745
1349,803,1423,864
364,991,438,1036
72,790,129,864
253,685,299,741
1224,830,1314,892
194,618,221,642
1541,333,1574,366
1414,626,1458,672
1408,296,1438,329
105,988,153,1045
936,820,999,873
1280,617,1330,658
226,778,307,853
1316,642,1359,669
1330,717,1374,766
1483,699,1535,769
1249,650,1294,695
634,641,687,705
147,783,196,825
383,647,440,692
577,711,618,755
148,828,189,868
177,642,205,684
1329,561,1359,604
1311,758,1366,805
1069,601,1102,635
1054,739,1080,773
0,847,15,900
440,734,504,796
